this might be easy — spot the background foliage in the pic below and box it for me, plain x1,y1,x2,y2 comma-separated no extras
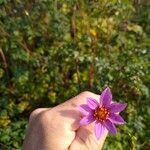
0,0,149,149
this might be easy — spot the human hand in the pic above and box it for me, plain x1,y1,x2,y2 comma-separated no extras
23,91,108,150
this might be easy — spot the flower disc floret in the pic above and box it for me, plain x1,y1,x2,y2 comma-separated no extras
94,106,110,121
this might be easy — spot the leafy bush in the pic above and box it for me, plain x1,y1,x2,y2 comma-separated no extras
0,0,149,149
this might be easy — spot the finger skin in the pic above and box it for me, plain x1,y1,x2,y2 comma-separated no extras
23,91,108,150
69,125,108,150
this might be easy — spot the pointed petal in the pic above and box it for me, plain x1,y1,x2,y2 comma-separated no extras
78,104,92,115
108,103,127,113
103,119,117,135
94,121,105,140
100,87,112,107
87,97,99,110
79,114,95,126
108,113,126,124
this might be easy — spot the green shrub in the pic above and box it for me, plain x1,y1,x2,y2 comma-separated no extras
0,0,149,149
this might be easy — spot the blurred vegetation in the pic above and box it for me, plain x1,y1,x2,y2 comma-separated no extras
0,0,149,149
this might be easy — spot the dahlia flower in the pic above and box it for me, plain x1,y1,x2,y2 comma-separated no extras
79,87,127,139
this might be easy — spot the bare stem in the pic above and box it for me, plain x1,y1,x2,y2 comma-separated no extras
0,48,8,69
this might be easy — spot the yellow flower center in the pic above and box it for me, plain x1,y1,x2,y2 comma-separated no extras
94,106,109,121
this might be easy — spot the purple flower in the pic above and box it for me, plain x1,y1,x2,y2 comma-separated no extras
78,87,127,140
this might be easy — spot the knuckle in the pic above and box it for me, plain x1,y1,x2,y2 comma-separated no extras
37,110,51,125
29,108,44,121
29,109,52,129
79,91,93,97
79,91,99,101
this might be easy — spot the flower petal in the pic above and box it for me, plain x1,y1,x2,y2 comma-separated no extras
87,97,99,110
80,114,95,125
100,87,112,107
108,103,127,113
94,121,105,140
108,113,126,124
78,104,92,115
103,119,117,135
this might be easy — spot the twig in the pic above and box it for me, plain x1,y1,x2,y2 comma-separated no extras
0,48,8,69
70,5,77,39
17,40,31,54
89,56,95,89
76,58,81,90
0,24,31,54
0,48,10,82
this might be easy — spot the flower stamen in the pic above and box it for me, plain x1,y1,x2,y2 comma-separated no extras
94,106,109,121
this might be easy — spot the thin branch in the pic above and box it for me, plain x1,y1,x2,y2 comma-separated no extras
70,5,77,39
17,40,31,54
0,24,31,54
0,48,10,83
0,48,8,69
76,58,81,90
